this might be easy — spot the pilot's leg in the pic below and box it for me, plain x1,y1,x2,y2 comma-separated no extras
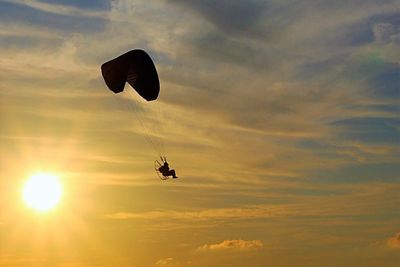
170,170,178,178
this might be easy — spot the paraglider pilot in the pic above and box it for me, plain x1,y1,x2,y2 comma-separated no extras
158,156,178,178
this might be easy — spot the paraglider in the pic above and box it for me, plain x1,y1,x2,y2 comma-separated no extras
155,156,178,180
101,49,178,180
101,49,160,100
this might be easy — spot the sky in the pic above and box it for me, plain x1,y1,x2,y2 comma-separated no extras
0,0,399,266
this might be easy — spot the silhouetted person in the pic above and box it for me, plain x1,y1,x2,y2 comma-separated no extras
158,157,178,178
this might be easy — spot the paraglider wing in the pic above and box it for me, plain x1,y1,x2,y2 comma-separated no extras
101,49,160,101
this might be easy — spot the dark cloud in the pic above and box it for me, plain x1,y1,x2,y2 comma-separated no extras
38,0,111,10
167,0,270,38
368,12,400,30
338,11,400,46
332,22,375,47
188,31,273,69
295,56,348,82
330,12,400,46
354,12,400,45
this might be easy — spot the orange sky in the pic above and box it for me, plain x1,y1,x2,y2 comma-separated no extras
1,0,400,266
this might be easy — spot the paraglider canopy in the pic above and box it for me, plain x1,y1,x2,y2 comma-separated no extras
101,49,160,101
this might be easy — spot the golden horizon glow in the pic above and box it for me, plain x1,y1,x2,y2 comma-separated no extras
23,172,62,212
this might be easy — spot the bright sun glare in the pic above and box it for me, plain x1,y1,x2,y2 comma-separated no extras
23,173,62,212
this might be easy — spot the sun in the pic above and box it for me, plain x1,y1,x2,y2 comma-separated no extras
23,173,62,212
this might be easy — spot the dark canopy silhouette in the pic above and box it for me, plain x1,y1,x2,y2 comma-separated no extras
101,49,160,101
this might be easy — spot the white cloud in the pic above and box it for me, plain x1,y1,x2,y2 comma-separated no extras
156,257,174,266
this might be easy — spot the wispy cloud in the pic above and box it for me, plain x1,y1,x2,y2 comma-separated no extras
104,206,284,220
104,189,399,221
1,0,107,18
156,257,174,266
1,0,399,167
198,239,264,251
1,0,400,266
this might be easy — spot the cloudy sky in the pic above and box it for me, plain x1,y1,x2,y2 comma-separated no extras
0,0,399,266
